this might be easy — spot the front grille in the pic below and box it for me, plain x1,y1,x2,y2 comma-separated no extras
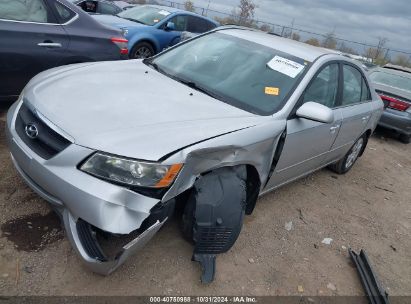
15,103,71,160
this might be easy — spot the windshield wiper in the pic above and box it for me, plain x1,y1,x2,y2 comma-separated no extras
142,60,221,100
119,17,146,25
143,58,161,72
175,78,221,100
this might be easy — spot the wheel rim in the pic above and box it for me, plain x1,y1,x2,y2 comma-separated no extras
133,46,152,59
345,138,364,169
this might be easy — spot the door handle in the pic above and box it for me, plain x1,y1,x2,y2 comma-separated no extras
330,125,340,133
37,42,62,48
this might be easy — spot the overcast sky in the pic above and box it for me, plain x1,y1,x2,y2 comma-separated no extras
189,0,411,58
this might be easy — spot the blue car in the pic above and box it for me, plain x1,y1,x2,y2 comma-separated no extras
93,5,219,59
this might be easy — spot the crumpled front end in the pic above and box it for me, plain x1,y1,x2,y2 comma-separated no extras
5,100,169,274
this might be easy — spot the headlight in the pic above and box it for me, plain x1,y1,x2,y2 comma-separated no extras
80,152,183,188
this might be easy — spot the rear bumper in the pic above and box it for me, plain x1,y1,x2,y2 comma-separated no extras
5,100,167,274
378,108,411,136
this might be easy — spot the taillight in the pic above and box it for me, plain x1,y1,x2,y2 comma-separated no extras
379,94,410,111
111,37,128,56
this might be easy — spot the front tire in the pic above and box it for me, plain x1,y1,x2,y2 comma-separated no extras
329,134,366,174
130,42,155,59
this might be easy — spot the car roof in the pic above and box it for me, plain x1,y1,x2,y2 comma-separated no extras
217,28,341,62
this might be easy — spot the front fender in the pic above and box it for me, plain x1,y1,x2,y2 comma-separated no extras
162,120,286,202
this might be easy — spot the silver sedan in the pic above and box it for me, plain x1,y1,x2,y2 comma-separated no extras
5,27,383,282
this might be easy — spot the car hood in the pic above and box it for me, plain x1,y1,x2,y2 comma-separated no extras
92,14,146,29
24,61,269,161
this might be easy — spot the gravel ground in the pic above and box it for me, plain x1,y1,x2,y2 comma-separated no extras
0,101,410,297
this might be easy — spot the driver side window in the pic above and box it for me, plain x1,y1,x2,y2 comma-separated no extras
168,15,188,31
303,63,339,108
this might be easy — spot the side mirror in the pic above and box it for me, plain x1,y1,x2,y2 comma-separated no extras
165,21,175,31
296,102,334,124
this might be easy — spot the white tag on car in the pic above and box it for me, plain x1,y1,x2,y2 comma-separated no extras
158,10,171,16
267,56,304,78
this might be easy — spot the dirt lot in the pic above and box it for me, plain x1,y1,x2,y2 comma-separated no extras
0,101,410,297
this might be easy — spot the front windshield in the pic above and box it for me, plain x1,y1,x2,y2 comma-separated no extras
151,32,308,115
370,70,411,93
117,5,171,26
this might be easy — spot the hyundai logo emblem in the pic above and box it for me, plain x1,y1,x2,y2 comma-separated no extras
25,123,39,139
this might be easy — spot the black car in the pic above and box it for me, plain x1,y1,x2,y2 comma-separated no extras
70,0,135,15
0,0,128,101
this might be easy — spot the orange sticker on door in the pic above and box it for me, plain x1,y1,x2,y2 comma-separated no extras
265,87,280,96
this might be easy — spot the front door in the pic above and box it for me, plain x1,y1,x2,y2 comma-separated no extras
265,63,342,190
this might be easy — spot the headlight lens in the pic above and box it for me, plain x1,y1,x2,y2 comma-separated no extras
80,153,183,188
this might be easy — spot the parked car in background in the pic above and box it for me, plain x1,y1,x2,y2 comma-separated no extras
69,0,135,15
93,5,219,58
6,27,383,282
0,0,128,101
369,65,411,143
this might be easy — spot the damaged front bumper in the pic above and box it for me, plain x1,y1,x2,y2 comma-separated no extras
64,211,166,275
5,101,168,274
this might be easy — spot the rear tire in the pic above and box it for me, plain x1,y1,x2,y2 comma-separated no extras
130,41,155,59
399,134,410,144
329,134,366,174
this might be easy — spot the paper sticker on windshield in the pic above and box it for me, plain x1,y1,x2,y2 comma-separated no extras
265,87,279,96
158,10,171,16
267,56,305,78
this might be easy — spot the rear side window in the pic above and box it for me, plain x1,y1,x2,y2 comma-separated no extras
53,1,76,23
0,0,50,23
187,16,215,33
303,64,339,108
342,65,368,105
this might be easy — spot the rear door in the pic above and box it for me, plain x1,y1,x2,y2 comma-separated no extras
0,0,69,98
324,64,373,163
265,63,343,189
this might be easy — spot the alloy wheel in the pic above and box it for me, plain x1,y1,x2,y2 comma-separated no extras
345,138,364,169
133,46,153,59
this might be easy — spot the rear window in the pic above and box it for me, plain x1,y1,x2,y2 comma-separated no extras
370,71,411,93
152,32,309,115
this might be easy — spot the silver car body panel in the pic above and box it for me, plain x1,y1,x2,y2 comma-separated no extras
6,28,383,274
372,81,411,136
